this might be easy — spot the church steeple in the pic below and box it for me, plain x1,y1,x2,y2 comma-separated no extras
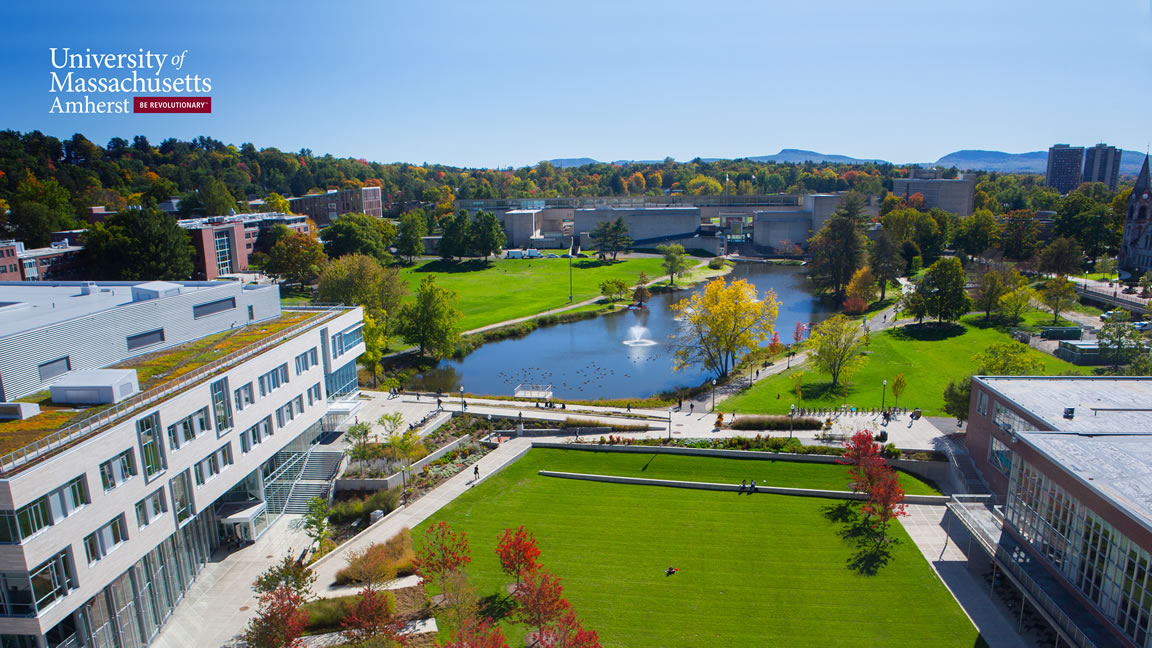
1136,155,1151,197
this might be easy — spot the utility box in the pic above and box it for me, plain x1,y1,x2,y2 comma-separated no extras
49,369,140,405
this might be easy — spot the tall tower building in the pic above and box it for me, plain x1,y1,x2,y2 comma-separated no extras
1120,156,1152,273
1045,144,1084,194
1082,143,1121,191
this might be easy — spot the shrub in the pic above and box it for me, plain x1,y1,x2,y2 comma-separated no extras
329,488,401,527
707,257,727,270
334,528,416,586
842,296,868,315
562,417,648,432
727,416,823,431
882,443,900,459
303,595,355,633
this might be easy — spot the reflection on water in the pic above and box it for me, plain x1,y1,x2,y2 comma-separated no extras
408,262,834,400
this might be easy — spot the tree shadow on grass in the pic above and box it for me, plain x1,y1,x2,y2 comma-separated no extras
794,381,847,402
411,259,495,274
477,593,515,622
572,259,622,270
887,322,966,342
821,502,899,576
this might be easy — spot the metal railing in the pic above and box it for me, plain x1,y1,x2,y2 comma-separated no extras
0,307,348,475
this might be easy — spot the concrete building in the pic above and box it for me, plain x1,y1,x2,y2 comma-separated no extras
287,187,382,227
891,169,977,216
0,280,364,647
1046,144,1085,195
959,376,1152,647
1084,143,1122,191
1119,156,1152,274
458,194,874,255
0,241,85,282
178,212,311,281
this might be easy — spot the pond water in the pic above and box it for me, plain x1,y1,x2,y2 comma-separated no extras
408,262,835,400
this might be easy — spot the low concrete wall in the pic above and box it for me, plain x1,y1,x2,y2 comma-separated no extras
538,471,948,504
530,442,952,491
516,426,616,437
335,435,473,493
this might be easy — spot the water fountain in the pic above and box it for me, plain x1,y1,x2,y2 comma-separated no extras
623,325,657,347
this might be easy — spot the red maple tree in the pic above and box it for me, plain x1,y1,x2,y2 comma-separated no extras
767,331,784,356
538,609,601,648
863,467,908,542
496,525,542,588
341,586,407,645
242,585,309,648
414,521,472,596
793,321,806,346
440,615,509,648
839,430,886,495
513,568,570,647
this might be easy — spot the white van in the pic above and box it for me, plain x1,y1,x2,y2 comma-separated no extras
525,248,542,258
505,250,524,259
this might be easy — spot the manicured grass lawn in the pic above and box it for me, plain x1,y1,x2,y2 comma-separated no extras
526,447,939,495
721,314,1083,416
417,450,979,647
399,256,668,330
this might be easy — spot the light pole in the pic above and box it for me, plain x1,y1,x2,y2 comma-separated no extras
460,386,465,412
789,403,795,439
711,378,717,412
882,379,887,410
667,407,673,442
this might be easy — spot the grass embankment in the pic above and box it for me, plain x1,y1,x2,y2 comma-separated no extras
722,314,1082,416
398,257,667,330
416,449,978,647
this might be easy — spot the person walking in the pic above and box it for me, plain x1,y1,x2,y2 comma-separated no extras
474,465,480,480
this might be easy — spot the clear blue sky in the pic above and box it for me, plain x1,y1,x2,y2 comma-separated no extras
2,0,1150,168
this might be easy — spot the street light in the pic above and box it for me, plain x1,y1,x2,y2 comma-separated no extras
667,407,673,442
789,403,795,439
711,378,717,412
882,379,888,410
460,386,465,412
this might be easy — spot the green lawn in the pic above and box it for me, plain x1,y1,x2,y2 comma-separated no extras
722,314,1082,416
399,256,668,330
525,447,939,495
417,449,978,647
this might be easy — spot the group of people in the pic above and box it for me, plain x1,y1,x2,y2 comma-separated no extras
738,479,758,494
535,401,565,410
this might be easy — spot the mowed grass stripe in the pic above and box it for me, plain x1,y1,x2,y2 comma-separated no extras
416,450,977,647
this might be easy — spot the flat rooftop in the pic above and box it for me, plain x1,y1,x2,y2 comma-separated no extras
978,376,1152,533
0,281,268,339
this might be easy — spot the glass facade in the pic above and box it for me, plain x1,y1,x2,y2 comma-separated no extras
1006,457,1152,646
210,378,232,435
136,416,165,481
213,229,231,276
325,360,358,399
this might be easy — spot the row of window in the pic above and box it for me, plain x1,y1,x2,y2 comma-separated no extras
258,364,290,397
331,325,363,359
295,347,319,375
0,476,88,543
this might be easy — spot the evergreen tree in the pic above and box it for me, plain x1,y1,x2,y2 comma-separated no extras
469,210,506,260
868,231,903,301
808,196,867,302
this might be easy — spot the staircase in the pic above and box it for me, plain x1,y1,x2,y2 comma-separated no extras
942,439,987,494
282,451,345,514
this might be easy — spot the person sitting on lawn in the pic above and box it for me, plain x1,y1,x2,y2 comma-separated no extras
750,479,756,492
739,479,747,493
665,566,679,576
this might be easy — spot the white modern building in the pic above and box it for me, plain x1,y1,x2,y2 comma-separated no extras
0,281,364,647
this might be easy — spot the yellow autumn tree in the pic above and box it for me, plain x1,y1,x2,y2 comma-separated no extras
670,278,779,377
846,266,878,302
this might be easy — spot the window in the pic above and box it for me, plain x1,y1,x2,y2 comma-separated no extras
37,356,70,381
258,364,290,397
240,417,272,454
295,348,319,375
83,516,128,564
27,551,73,613
99,450,135,491
166,408,210,451
331,325,364,359
307,383,322,407
126,328,165,351
989,437,1013,475
0,476,89,544
976,391,989,416
137,414,166,480
214,230,232,276
293,395,304,416
169,472,194,525
233,382,254,411
192,297,236,319
326,360,358,398
134,490,167,529
193,444,232,486
211,378,233,434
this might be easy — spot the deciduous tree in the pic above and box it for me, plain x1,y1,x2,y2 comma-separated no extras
807,315,865,388
496,526,542,588
975,342,1043,375
919,257,971,322
82,207,195,280
414,521,472,600
321,212,397,263
1040,278,1076,325
954,209,999,258
657,243,691,285
470,210,506,260
632,272,651,305
1098,311,1144,368
863,467,907,542
268,230,326,287
942,376,972,423
243,585,309,648
1038,236,1082,277
303,497,330,551
898,290,928,324
396,210,427,263
846,266,878,303
999,285,1037,325
512,568,570,647
839,431,885,494
252,555,317,602
598,278,628,302
341,587,404,646
890,373,906,407
397,275,462,358
869,231,903,301
973,268,1016,322
540,609,601,648
441,615,509,648
671,279,779,377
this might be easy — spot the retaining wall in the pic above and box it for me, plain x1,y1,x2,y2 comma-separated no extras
335,435,473,493
538,470,949,504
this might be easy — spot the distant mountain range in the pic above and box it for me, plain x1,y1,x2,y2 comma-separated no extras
549,147,1149,175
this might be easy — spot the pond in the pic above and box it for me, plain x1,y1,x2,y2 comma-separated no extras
408,262,836,400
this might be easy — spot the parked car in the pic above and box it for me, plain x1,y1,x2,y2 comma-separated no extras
1123,286,1138,294
546,254,559,258
1135,321,1152,331
575,253,589,258
560,254,571,258
1101,311,1122,321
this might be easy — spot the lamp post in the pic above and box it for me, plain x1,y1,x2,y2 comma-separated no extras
882,379,887,410
711,378,717,412
460,386,465,412
667,407,673,442
789,403,795,439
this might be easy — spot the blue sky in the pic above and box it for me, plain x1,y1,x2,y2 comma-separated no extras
1,0,1150,167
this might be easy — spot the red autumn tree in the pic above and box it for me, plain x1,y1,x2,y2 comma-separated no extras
439,615,509,648
341,587,406,645
415,521,472,598
767,331,784,356
539,609,601,648
863,467,908,542
839,430,886,495
793,321,806,346
242,585,309,648
496,525,542,588
513,568,570,647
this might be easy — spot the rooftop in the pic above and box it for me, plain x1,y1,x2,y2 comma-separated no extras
0,309,331,469
0,281,260,339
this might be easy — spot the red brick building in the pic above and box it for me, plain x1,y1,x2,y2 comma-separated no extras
288,186,382,227
178,212,311,280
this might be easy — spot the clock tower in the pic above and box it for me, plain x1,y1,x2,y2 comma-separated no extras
1120,156,1152,273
